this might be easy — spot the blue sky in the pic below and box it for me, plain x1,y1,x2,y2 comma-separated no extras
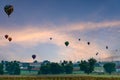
0,0,120,62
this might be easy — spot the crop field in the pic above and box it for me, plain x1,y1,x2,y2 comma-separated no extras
21,70,38,75
18,70,120,80
0,74,120,80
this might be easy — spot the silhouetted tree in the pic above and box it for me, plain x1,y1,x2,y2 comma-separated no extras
38,60,73,75
65,64,73,74
80,60,90,74
88,58,97,73
0,63,4,75
103,62,116,74
61,60,73,74
41,60,50,66
33,60,38,63
38,64,51,74
5,61,20,75
80,58,97,74
50,62,64,74
27,65,32,73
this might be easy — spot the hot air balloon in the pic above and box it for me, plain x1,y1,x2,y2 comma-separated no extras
32,54,36,59
8,37,12,42
96,52,99,55
87,42,90,45
65,41,69,46
78,38,80,41
50,37,52,40
4,5,14,17
5,35,9,39
116,49,118,52
106,46,108,49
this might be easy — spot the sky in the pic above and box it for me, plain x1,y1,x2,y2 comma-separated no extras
0,0,120,62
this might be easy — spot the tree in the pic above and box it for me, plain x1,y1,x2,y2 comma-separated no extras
80,60,90,74
38,64,51,74
50,63,63,74
41,60,50,66
27,65,32,73
38,60,51,74
65,64,73,74
103,62,116,74
5,61,20,75
0,63,4,75
38,61,73,75
61,60,73,74
88,58,97,73
80,58,97,74
33,60,38,63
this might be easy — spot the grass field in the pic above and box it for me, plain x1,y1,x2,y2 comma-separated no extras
21,70,38,75
20,70,120,77
2,70,118,80
0,75,120,80
2,69,120,80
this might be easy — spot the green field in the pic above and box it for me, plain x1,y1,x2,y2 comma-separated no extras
5,69,119,80
20,70,120,77
21,70,38,75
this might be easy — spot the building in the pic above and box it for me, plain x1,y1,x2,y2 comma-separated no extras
19,62,42,71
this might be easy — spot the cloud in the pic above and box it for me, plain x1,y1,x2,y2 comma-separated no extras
59,20,120,32
0,20,120,62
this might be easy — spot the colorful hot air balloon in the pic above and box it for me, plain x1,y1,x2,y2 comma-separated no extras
4,5,14,17
65,41,69,46
8,37,12,42
5,34,9,39
87,42,90,45
32,54,36,59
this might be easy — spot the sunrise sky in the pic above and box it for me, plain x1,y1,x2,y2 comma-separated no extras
0,0,120,62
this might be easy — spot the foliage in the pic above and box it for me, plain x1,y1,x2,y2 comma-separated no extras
63,61,73,74
38,61,73,74
27,65,32,73
103,62,116,74
0,63,4,75
88,58,97,73
80,60,90,74
38,64,51,74
80,58,97,74
64,64,73,74
33,60,38,63
50,63,64,74
5,61,20,75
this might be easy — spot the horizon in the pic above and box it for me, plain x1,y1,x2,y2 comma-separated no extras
0,0,120,62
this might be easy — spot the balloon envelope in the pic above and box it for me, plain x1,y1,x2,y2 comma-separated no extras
87,42,90,45
32,55,36,59
5,35,9,39
106,46,108,49
65,41,69,46
50,37,52,40
8,37,12,42
96,52,99,55
4,5,14,17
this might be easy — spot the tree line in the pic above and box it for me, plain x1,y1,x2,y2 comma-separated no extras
0,61,20,75
38,60,73,74
0,58,116,75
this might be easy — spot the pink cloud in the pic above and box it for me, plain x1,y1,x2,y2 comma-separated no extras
0,20,119,62
59,20,120,32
